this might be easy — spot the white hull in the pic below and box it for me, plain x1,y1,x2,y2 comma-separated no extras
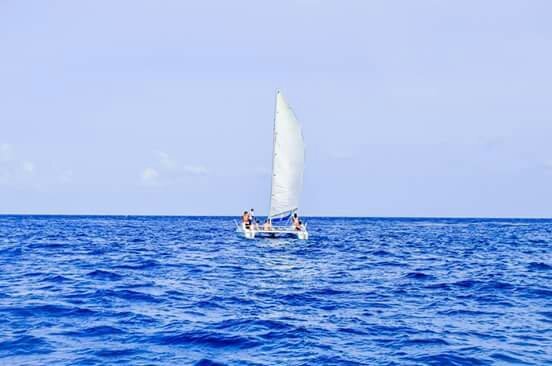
236,223,309,240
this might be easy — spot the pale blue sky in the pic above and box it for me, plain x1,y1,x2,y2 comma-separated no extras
1,1,551,217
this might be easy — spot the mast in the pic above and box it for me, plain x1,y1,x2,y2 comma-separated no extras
268,89,279,221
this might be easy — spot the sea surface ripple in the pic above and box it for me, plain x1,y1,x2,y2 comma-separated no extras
0,216,551,365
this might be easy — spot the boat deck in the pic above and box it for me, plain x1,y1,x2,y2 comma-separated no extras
250,228,302,235
236,222,308,239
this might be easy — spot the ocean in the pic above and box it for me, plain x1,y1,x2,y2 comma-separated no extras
0,215,550,365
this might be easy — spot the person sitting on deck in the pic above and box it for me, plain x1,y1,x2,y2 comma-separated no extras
263,219,272,231
292,213,302,231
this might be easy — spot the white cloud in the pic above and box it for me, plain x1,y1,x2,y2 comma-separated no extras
154,151,209,175
58,170,73,183
0,144,37,185
141,167,160,185
480,137,505,153
22,161,35,174
156,150,177,170
140,150,208,186
0,169,9,184
0,143,13,162
182,164,208,176
0,143,75,188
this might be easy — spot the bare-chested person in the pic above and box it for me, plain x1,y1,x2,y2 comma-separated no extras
292,213,302,231
242,211,250,229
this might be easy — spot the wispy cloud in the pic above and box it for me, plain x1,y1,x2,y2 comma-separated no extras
156,150,177,171
22,161,35,174
141,167,160,185
480,137,505,153
140,151,208,186
58,170,73,184
0,143,37,185
182,164,207,176
0,143,77,189
0,143,14,162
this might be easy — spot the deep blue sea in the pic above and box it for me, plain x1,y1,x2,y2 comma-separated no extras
0,216,551,365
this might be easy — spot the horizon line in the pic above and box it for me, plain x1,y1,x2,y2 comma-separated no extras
0,213,550,220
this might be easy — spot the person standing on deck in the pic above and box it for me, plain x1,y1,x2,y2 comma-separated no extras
249,208,257,230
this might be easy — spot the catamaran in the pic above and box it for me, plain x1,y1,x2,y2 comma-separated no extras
236,90,309,240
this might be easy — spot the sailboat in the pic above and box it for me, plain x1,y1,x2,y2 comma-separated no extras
236,90,309,240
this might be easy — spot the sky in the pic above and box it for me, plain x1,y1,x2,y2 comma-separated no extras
1,0,551,217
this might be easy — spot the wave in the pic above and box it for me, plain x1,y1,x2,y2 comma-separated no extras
0,245,23,257
425,279,516,293
307,355,365,365
370,249,391,256
438,309,499,316
211,318,295,333
0,304,96,318
0,335,53,356
157,330,260,349
528,262,552,271
42,274,72,283
94,347,144,358
308,287,349,296
490,352,532,364
338,327,369,336
375,260,408,267
523,287,552,298
28,241,68,250
410,352,491,365
405,271,435,280
194,359,227,366
93,289,162,303
58,325,126,338
109,310,159,325
403,337,450,346
113,259,160,270
86,269,123,281
451,279,480,288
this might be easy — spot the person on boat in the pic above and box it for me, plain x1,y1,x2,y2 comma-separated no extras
242,211,250,229
292,213,303,231
249,208,259,230
249,208,255,225
263,219,272,231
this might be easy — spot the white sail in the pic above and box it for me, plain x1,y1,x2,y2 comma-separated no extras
269,91,305,220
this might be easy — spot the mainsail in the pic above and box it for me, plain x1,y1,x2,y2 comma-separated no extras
268,91,305,220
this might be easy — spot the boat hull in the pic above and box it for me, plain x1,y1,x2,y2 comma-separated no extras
236,223,308,240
